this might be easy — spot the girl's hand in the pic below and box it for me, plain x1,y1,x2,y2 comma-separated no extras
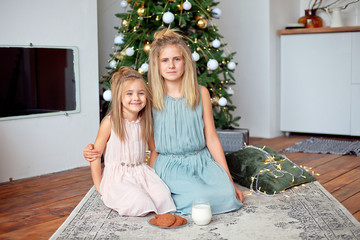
234,184,245,202
83,144,101,162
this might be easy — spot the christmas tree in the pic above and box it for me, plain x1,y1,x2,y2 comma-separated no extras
101,0,240,129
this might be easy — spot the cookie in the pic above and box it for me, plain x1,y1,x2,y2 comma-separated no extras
154,213,176,227
170,215,185,227
154,213,172,219
149,218,157,225
150,213,187,228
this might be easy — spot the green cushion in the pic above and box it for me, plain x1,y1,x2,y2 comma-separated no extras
225,145,317,195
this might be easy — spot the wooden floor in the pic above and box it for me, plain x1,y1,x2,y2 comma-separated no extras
0,134,359,239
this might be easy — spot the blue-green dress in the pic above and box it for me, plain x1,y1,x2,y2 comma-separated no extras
153,94,243,215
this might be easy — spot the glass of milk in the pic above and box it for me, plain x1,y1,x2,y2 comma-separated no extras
191,199,212,225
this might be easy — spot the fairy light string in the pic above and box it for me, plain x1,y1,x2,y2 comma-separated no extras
244,145,315,197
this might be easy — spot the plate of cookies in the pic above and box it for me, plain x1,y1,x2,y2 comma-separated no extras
148,213,187,229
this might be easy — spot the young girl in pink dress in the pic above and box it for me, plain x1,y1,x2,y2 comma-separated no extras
89,66,175,216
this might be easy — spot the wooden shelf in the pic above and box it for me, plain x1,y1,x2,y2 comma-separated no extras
277,26,360,35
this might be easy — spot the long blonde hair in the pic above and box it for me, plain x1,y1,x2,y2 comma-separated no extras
108,66,152,142
148,28,200,110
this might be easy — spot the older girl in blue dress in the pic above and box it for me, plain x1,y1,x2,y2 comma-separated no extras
147,29,243,215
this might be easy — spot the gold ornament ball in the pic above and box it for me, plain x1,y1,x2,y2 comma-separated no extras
177,4,183,10
143,41,151,54
220,80,225,85
138,68,145,75
197,19,208,29
211,96,219,106
114,53,124,60
137,7,146,17
122,19,129,28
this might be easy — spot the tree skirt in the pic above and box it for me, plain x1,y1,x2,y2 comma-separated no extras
282,137,360,156
50,182,360,240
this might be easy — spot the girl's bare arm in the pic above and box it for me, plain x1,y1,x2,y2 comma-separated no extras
90,117,111,194
200,86,244,202
148,133,158,168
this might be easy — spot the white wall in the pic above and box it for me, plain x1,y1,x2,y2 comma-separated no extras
98,0,125,80
0,0,99,182
216,0,299,138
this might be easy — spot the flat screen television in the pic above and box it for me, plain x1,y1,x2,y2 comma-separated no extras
0,46,80,120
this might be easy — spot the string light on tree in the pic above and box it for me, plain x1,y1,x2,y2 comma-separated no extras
103,89,112,102
163,11,175,24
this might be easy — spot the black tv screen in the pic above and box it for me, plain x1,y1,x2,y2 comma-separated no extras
0,46,79,119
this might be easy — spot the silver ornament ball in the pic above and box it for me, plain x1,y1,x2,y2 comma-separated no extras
207,59,219,70
163,11,175,24
109,60,117,69
183,1,192,10
218,97,227,106
227,61,236,70
103,89,112,102
125,47,135,56
192,51,200,61
212,8,222,18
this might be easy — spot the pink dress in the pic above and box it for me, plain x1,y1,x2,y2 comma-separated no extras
100,118,176,216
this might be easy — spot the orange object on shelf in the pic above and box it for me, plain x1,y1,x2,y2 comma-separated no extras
298,9,323,28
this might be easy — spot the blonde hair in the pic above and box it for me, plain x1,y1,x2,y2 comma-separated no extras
108,66,152,142
148,28,200,110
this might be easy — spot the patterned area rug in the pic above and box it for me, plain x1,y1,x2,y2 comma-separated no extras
50,182,360,240
282,137,360,156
